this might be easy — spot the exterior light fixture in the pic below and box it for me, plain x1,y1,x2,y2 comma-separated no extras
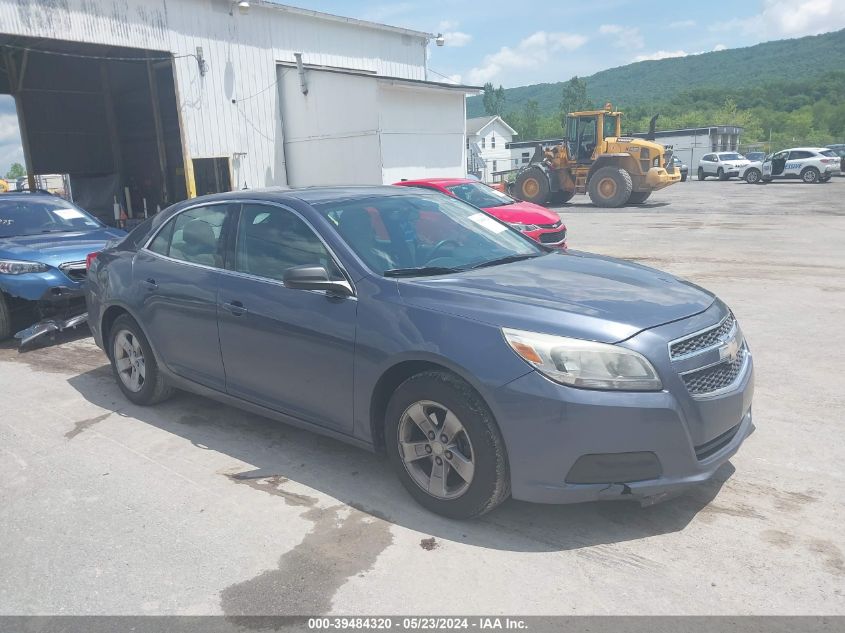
435,33,445,46
230,0,250,15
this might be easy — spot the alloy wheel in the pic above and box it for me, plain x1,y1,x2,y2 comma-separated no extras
113,329,146,393
397,400,475,500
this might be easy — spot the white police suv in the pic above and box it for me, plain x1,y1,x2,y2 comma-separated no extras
742,147,841,184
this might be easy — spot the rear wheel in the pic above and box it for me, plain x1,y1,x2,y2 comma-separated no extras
109,314,173,406
514,167,550,205
385,371,510,519
588,167,633,208
744,168,761,184
801,167,820,183
627,191,651,204
0,293,10,341
548,190,575,205
698,167,706,181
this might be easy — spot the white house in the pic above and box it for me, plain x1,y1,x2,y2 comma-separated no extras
466,115,518,182
0,0,477,220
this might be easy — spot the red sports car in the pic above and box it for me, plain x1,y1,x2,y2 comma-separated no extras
394,178,567,248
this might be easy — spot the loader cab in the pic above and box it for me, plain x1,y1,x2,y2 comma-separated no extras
566,111,622,163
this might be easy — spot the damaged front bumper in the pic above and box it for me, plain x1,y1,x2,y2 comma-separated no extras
3,271,88,345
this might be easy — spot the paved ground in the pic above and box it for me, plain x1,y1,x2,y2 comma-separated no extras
1,178,843,615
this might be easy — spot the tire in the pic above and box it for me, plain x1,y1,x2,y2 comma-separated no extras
0,293,10,341
588,167,633,208
801,167,819,183
680,172,687,182
627,191,651,204
717,167,728,181
108,314,173,406
548,190,575,205
385,370,510,519
513,167,550,205
698,167,706,181
744,168,762,184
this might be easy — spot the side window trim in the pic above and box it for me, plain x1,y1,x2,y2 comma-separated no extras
223,199,356,295
141,200,237,271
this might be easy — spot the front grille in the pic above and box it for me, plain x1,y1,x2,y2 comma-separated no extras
670,312,736,359
682,344,747,397
536,221,562,230
694,423,740,460
59,261,87,282
538,228,566,244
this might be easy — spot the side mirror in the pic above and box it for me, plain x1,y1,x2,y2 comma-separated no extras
283,265,353,297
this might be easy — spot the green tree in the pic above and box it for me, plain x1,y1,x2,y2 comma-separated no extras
520,100,541,141
482,82,506,116
5,163,24,179
559,76,590,126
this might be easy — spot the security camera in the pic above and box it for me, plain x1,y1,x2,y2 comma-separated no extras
435,33,445,47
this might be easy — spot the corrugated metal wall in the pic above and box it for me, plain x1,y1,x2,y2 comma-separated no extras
0,0,430,190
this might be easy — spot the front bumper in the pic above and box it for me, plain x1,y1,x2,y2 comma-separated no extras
525,226,567,249
645,167,682,190
2,271,87,341
487,308,754,505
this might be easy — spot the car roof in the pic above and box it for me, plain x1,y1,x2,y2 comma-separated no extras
782,147,828,152
396,178,474,186
173,185,439,208
0,191,59,201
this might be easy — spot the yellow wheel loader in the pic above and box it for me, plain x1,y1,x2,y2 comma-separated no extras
513,105,680,207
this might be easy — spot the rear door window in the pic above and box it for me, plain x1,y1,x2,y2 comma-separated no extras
147,205,232,268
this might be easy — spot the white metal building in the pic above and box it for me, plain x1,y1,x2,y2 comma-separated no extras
0,0,475,220
631,126,744,171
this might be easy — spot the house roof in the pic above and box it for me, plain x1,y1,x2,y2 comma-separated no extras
466,115,518,136
257,1,434,40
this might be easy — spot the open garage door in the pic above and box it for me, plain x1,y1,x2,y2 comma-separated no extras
0,37,187,222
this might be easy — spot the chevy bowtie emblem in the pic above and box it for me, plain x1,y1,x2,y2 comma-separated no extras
719,336,740,363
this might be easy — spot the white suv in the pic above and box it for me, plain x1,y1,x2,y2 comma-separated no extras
697,152,751,181
742,147,841,184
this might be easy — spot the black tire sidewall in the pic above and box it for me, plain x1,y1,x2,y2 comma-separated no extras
385,371,508,519
802,168,819,183
109,314,163,405
515,168,550,204
698,168,705,181
0,293,10,341
588,167,632,207
745,169,761,184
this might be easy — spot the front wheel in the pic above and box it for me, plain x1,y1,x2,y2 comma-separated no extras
627,191,651,204
513,167,550,205
801,167,820,183
0,293,10,341
588,166,633,207
385,371,510,519
717,167,728,181
698,167,706,181
744,168,761,184
680,172,687,182
109,314,173,406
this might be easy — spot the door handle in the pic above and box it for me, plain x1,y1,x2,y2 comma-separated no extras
223,300,247,316
141,278,158,290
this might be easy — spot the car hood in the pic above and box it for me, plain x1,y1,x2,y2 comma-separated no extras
397,251,714,343
482,201,562,226
0,228,125,267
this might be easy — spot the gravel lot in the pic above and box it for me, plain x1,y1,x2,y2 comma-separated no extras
1,178,843,616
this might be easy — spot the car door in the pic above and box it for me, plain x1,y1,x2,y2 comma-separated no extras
767,151,788,177
785,150,811,177
133,203,237,391
217,202,357,433
701,154,714,175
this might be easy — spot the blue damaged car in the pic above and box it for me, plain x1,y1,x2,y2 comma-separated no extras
87,187,754,519
0,191,124,343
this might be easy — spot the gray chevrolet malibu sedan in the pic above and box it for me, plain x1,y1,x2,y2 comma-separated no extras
86,187,754,518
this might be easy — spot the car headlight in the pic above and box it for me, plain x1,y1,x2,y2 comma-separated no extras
0,259,50,275
508,222,539,232
502,328,662,391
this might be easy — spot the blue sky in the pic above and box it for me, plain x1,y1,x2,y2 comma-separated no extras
2,0,844,172
294,0,845,87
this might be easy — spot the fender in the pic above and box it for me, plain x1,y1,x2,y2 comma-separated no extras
587,153,633,179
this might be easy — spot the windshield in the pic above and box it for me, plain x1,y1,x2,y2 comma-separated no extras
315,193,544,276
445,182,515,209
0,197,103,238
719,153,743,160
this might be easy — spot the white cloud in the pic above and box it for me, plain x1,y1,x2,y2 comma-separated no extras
598,23,644,49
633,50,689,62
713,0,845,38
467,31,588,84
669,19,696,28
713,43,727,51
